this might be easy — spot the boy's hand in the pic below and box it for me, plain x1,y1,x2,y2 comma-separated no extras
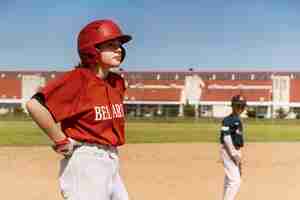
230,153,241,166
52,137,78,157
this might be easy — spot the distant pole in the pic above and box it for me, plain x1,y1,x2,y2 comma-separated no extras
178,104,184,117
194,102,199,119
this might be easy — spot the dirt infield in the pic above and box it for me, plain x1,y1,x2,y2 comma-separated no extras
1,143,300,200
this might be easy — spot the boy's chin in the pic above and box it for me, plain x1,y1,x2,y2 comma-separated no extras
109,64,120,68
108,61,121,68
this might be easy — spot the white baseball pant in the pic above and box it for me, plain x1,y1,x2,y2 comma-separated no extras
59,144,129,200
221,147,241,200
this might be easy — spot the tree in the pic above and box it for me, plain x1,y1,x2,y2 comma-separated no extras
184,104,195,117
246,107,256,118
275,107,288,119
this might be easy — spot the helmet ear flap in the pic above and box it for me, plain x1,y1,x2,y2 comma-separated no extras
120,45,126,62
78,47,100,67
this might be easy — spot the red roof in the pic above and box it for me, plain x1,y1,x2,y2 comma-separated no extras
3,70,300,104
0,76,21,99
125,88,182,102
290,80,300,102
127,79,184,86
201,80,272,102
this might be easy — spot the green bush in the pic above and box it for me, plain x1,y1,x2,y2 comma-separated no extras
246,107,256,118
276,107,288,119
184,104,195,117
161,106,179,117
13,107,27,117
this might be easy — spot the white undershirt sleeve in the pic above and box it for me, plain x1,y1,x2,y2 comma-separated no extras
223,135,238,157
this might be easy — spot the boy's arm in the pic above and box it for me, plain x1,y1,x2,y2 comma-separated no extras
26,98,66,142
223,135,241,165
26,98,77,156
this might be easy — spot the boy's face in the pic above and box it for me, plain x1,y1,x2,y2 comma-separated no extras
96,40,123,68
233,105,246,115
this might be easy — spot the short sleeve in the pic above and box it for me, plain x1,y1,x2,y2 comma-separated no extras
221,118,231,136
39,69,84,122
108,72,126,94
116,76,126,100
116,76,126,92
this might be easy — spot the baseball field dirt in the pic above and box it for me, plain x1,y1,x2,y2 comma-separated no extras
1,143,299,200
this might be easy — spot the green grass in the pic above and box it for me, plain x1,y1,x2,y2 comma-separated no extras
0,121,50,146
1,118,300,145
127,119,300,143
126,122,219,143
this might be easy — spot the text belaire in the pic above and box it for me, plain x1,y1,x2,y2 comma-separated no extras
94,104,124,121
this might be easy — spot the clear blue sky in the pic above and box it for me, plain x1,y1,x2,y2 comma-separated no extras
1,0,300,71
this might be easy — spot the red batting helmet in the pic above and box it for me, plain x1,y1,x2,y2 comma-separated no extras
77,19,132,67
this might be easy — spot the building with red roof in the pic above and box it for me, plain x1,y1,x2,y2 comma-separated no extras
0,69,299,118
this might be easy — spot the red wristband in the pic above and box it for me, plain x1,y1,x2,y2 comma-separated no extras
54,137,69,146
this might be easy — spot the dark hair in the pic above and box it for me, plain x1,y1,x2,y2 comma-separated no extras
75,62,88,68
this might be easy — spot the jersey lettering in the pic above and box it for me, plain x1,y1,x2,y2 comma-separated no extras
115,104,123,118
221,126,229,131
94,104,124,121
111,104,118,118
94,106,103,121
105,106,112,119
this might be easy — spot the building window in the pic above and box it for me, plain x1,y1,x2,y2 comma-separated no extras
274,79,279,90
136,82,144,88
200,105,212,117
157,74,160,80
231,74,235,80
212,74,216,80
170,83,176,88
130,96,136,101
281,79,287,91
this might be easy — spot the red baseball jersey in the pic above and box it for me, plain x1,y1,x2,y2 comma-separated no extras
40,67,126,146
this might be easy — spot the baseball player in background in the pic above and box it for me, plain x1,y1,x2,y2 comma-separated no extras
26,19,132,200
220,95,247,200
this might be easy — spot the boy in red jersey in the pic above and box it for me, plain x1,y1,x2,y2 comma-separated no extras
26,19,132,200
